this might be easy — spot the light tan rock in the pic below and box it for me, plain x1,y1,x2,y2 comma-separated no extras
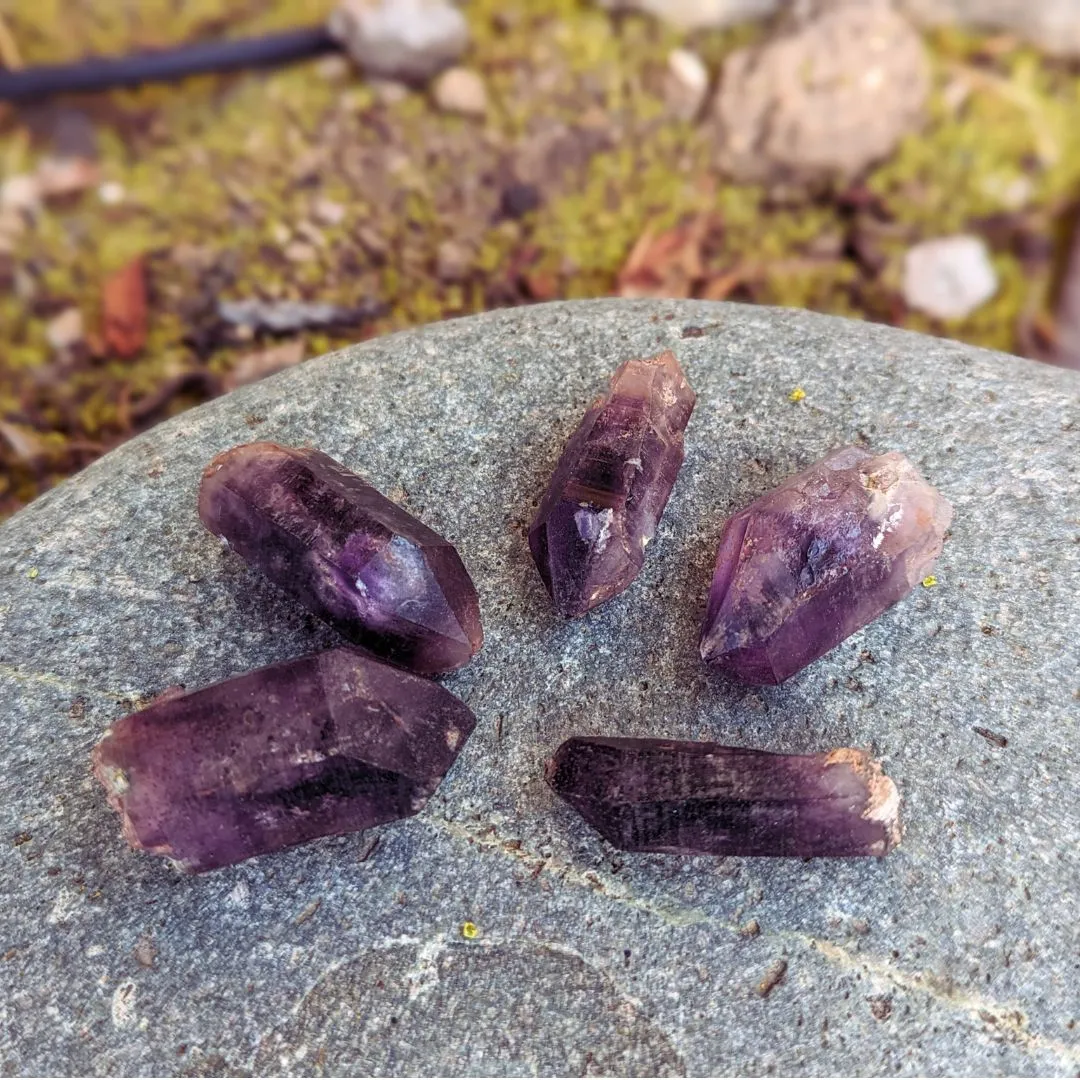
714,0,929,182
432,67,488,116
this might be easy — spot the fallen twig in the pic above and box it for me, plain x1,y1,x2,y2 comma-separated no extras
0,25,336,104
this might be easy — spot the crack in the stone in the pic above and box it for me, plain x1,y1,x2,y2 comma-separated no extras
427,815,1080,1070
426,815,710,929
254,931,687,1077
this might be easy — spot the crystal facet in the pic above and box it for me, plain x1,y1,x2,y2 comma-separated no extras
546,737,901,858
199,442,482,675
92,649,476,872
700,446,952,684
529,351,696,616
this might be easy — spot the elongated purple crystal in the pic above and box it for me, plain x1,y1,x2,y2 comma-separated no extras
546,737,901,858
199,442,482,675
92,649,476,872
700,447,952,684
529,351,696,616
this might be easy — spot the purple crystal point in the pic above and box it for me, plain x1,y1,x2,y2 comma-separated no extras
199,442,482,675
529,351,696,616
92,649,476,872
547,737,901,858
699,447,952,684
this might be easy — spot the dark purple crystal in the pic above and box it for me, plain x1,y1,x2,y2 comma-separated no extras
92,649,476,872
700,446,952,684
528,351,696,616
199,442,482,675
546,737,901,858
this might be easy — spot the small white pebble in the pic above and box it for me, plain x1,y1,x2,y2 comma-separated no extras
435,238,472,282
284,241,318,263
432,66,488,116
0,174,41,214
46,307,85,352
312,198,346,226
666,49,710,121
98,181,126,205
668,49,709,95
980,173,1032,211
903,235,998,320
315,54,351,81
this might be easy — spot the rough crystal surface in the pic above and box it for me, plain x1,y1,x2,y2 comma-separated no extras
199,442,482,675
529,350,696,616
547,737,901,858
700,446,952,684
92,649,477,872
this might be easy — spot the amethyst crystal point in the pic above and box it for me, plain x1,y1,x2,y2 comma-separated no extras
199,442,482,675
528,350,696,616
546,737,901,858
92,649,477,872
699,447,952,685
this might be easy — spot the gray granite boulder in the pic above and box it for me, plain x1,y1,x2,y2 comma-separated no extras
1,299,1078,1076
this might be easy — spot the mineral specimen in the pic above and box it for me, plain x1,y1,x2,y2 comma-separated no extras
92,649,477,872
528,351,696,616
546,737,901,858
699,446,952,684
199,442,482,675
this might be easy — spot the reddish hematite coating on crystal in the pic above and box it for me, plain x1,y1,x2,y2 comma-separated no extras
92,649,477,872
699,446,952,684
546,737,901,858
528,351,696,616
198,442,482,675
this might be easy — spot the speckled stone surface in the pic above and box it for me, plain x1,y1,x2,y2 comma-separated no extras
0,299,1078,1076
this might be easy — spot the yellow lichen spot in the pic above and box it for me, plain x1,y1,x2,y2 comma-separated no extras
27,567,38,579
921,575,939,588
460,921,479,940
788,387,806,403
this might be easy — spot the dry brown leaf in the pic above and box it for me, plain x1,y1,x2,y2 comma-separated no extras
102,258,148,359
225,340,306,390
617,215,715,299
700,267,750,301
0,420,48,464
0,14,24,71
620,226,658,281
523,270,559,301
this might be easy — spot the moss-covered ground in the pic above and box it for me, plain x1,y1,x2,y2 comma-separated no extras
2,1,1079,514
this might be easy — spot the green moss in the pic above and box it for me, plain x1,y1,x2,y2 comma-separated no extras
3,3,1080,514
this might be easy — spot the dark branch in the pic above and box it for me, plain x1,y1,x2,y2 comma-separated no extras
0,25,338,104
